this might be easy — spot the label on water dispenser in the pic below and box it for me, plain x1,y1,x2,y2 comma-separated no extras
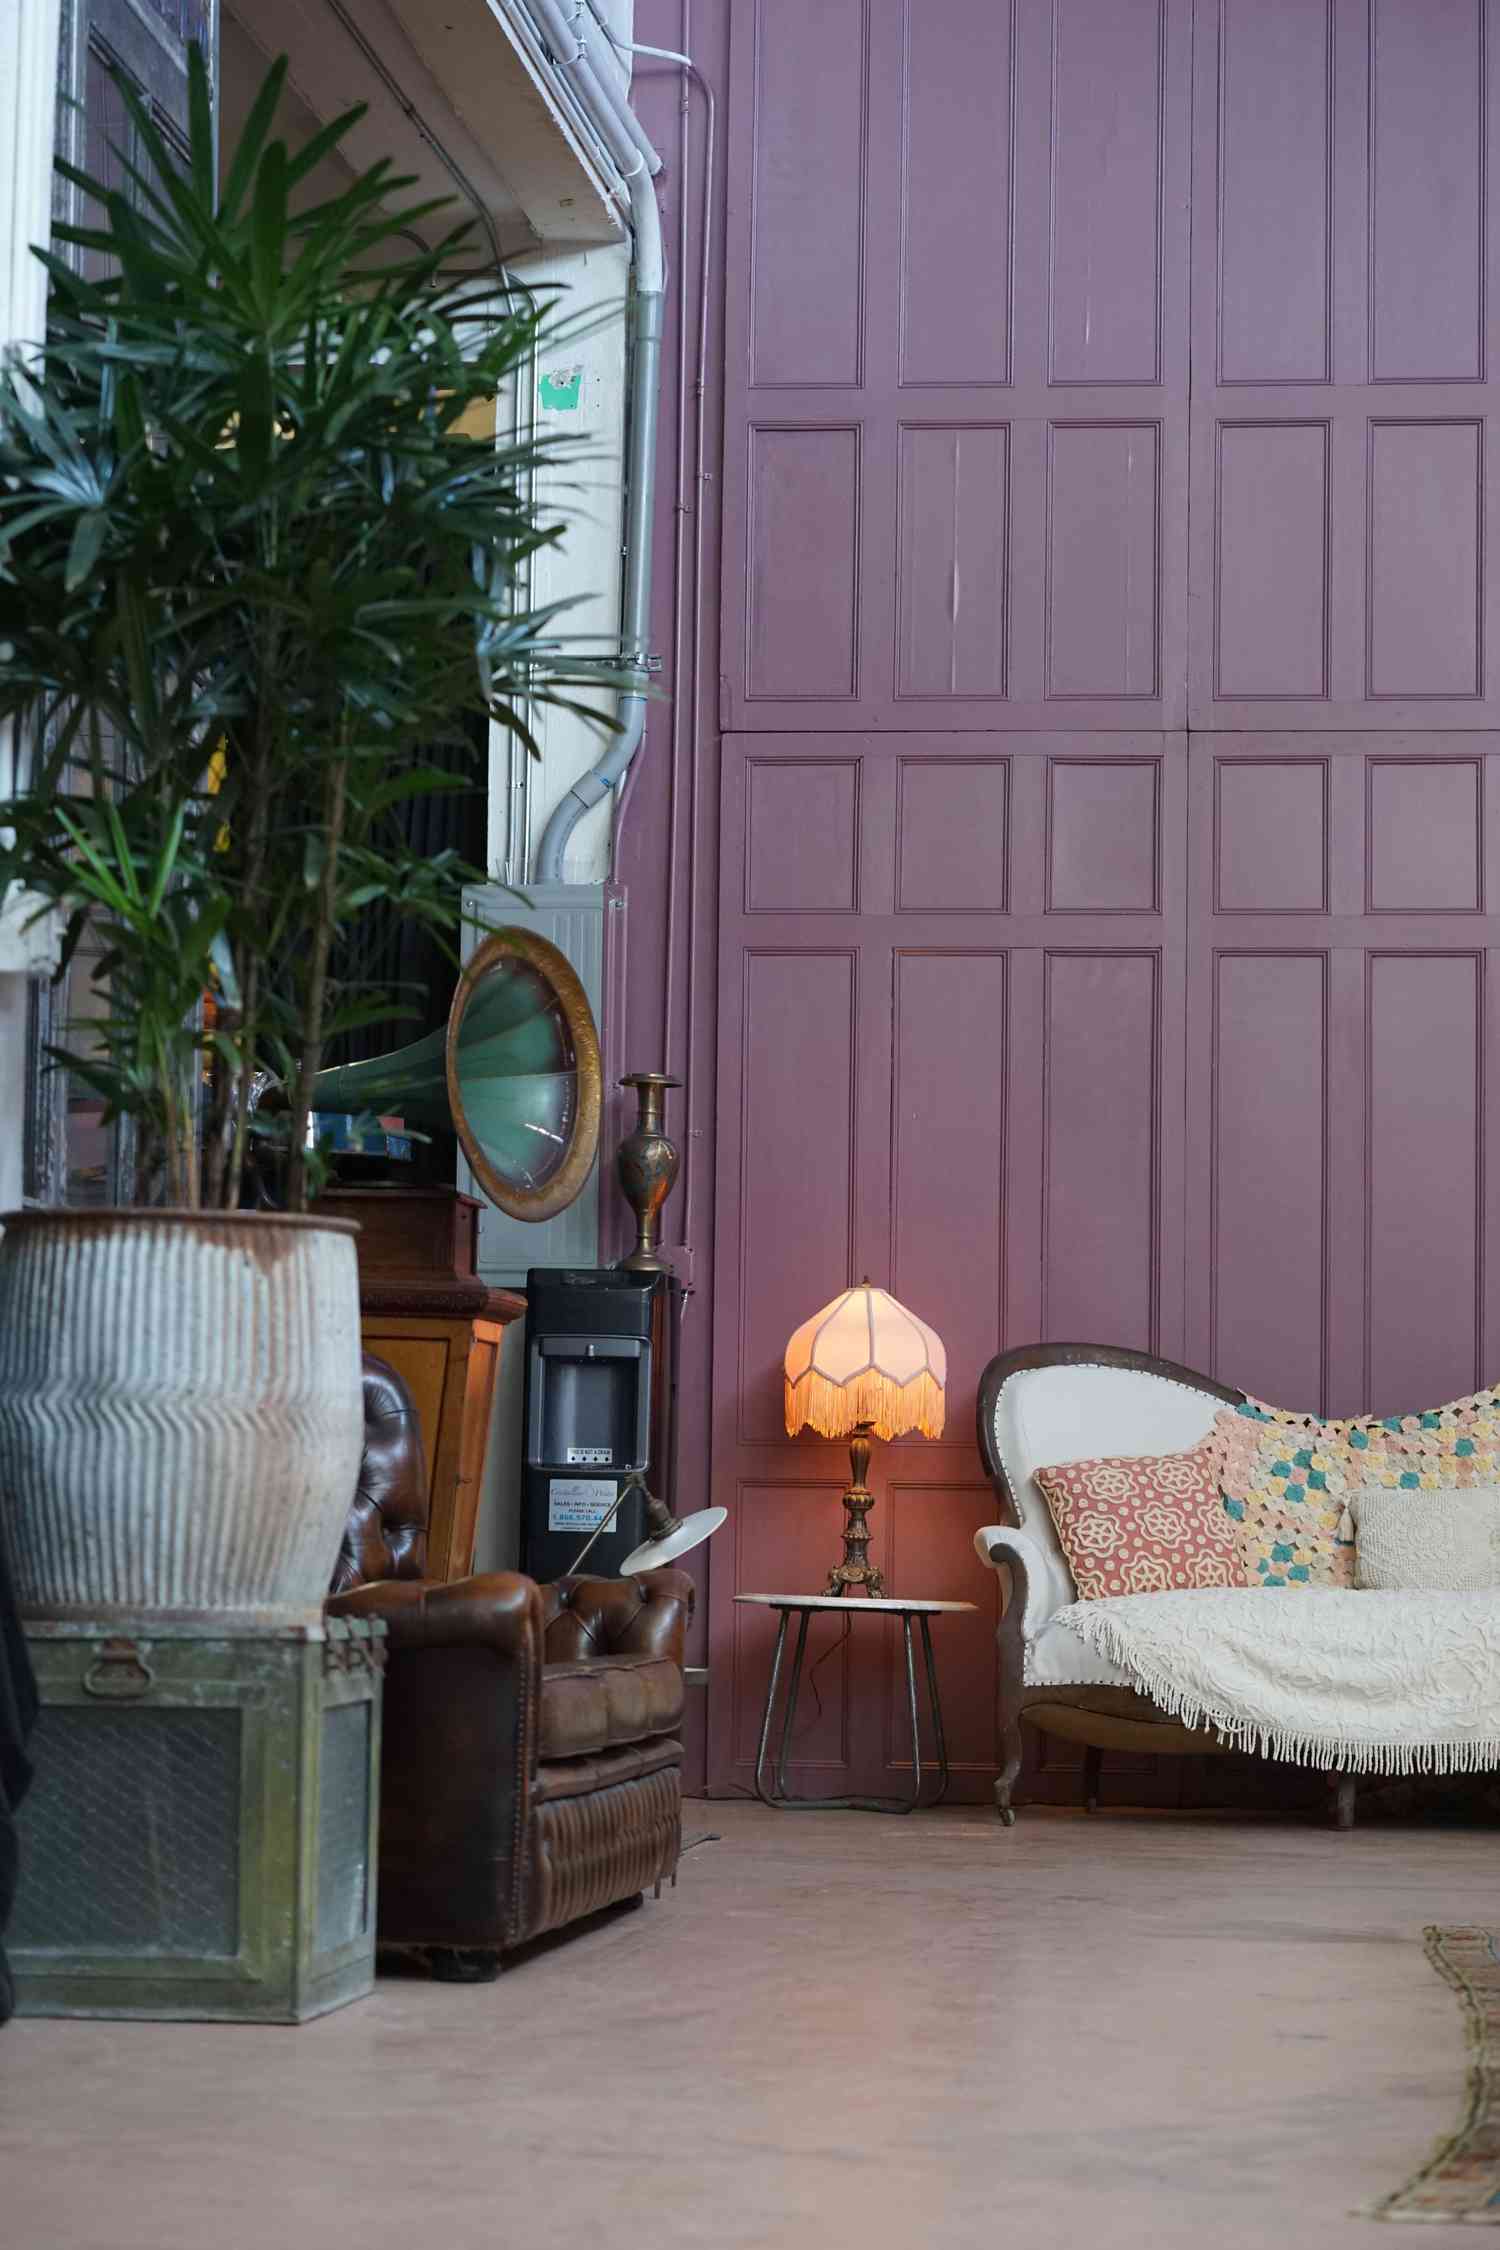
566,1445,614,1465
548,1477,618,1532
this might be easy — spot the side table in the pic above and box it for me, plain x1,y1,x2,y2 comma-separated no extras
736,1594,977,1814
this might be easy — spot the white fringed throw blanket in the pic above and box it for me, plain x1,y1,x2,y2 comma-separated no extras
1058,1587,1500,1776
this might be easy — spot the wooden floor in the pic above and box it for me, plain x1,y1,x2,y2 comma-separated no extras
1,1799,1494,2248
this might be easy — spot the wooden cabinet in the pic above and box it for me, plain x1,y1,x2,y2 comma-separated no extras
314,1188,524,1582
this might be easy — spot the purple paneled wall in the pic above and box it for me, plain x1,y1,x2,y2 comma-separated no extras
622,1,1500,1804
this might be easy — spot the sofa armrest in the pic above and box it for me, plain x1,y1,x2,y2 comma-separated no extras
972,1525,1068,1640
326,1572,546,1955
541,1569,695,1668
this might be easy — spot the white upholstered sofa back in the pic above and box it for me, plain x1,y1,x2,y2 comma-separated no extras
992,1361,1227,1619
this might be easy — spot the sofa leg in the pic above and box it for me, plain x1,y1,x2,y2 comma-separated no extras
428,1947,504,1984
995,1718,1023,1826
653,1878,662,1900
1331,1775,1357,1831
1083,1745,1103,1816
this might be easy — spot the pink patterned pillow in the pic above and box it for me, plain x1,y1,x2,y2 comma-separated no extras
1035,1433,1239,1602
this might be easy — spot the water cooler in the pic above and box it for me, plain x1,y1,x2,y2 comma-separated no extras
521,1268,680,1581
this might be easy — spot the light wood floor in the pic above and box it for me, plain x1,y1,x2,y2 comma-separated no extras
1,1799,1494,2248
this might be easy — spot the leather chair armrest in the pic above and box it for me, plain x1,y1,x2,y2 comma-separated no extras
541,1569,695,1667
972,1525,1065,1640
326,1572,547,1956
329,1571,543,1662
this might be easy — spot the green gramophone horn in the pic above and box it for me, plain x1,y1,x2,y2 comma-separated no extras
310,927,603,1222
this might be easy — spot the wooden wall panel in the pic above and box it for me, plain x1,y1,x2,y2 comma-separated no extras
745,426,861,700
1048,0,1165,384
1046,423,1161,698
1048,758,1160,911
746,760,860,913
899,0,1014,386
1215,423,1329,699
703,1,1500,1807
748,0,867,388
1366,422,1483,702
1042,951,1159,1350
895,758,1009,912
885,1483,1002,1774
1367,760,1483,912
1211,952,1328,1408
1366,952,1483,1408
731,1481,852,1771
1369,0,1483,383
1215,759,1329,914
896,425,1009,700
736,951,856,1443
892,950,1007,1434
1216,0,1331,384
720,0,1192,736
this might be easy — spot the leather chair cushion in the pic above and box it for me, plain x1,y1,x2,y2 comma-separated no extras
539,1653,684,1760
534,1735,684,1805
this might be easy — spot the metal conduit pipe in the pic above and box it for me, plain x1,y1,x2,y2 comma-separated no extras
525,0,664,184
529,0,668,880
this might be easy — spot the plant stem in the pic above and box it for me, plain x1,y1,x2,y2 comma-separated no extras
284,749,348,1214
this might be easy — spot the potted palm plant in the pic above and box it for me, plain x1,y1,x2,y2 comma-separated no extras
0,52,601,1621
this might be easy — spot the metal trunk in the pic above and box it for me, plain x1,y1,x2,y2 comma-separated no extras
8,1616,383,2022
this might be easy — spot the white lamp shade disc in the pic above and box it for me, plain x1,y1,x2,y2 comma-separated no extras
619,1506,728,1574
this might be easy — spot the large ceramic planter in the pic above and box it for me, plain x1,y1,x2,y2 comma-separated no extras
0,1210,363,1625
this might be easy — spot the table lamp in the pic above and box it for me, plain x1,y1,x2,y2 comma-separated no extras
783,1283,946,1596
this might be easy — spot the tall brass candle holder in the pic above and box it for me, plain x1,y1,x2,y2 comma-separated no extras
616,1071,682,1273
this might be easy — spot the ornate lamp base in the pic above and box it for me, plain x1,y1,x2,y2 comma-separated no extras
828,1423,885,1597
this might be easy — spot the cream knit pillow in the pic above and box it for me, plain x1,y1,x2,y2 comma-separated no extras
1352,1485,1500,1591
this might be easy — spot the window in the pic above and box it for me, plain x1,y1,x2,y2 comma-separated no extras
24,0,216,1205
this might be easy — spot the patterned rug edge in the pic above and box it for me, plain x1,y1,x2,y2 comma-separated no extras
1365,1927,1500,2224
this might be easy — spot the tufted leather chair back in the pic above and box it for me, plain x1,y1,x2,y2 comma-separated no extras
330,1354,430,1594
539,1572,694,1664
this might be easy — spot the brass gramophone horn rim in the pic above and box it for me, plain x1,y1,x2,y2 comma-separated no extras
444,927,603,1223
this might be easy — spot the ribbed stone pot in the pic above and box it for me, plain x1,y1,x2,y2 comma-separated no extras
0,1210,364,1626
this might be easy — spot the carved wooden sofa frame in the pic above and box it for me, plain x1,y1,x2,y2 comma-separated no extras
973,1341,1360,1830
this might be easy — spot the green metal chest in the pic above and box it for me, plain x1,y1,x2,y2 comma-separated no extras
10,1615,384,2023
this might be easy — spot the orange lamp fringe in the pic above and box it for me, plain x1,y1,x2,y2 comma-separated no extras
783,1367,946,1444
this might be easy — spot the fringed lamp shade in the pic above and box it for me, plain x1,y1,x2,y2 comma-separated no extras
784,1285,947,1443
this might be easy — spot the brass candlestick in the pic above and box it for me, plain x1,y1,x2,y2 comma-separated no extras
616,1071,682,1273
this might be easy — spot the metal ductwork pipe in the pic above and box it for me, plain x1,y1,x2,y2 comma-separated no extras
527,0,666,881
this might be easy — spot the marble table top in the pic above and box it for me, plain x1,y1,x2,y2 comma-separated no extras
734,1594,978,1615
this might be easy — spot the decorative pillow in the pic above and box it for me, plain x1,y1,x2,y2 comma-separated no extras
1352,1484,1500,1592
1216,1388,1500,1591
1034,1434,1239,1602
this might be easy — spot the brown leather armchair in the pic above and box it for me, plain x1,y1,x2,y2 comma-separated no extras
328,1355,693,1979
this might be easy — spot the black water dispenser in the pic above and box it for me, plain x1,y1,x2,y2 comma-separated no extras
520,1268,660,1581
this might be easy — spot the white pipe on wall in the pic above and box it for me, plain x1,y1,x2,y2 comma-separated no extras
0,0,66,1212
528,0,668,881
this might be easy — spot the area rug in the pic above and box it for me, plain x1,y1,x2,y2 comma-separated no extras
1369,1928,1500,2223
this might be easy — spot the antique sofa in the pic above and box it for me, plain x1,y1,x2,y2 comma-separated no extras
974,1341,1500,1827
328,1356,693,1978
972,1342,1280,1824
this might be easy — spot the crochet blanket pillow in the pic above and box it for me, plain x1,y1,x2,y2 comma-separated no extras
1215,1389,1500,1589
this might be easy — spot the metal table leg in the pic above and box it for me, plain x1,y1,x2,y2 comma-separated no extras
751,1611,791,1808
774,1610,811,1799
918,1614,952,1809
754,1605,952,1814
